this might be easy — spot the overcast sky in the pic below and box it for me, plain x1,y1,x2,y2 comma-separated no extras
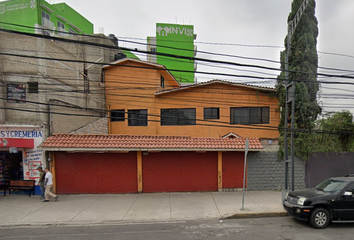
49,0,354,115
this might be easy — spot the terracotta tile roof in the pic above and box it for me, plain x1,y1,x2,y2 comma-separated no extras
40,134,263,151
155,79,275,95
102,58,180,86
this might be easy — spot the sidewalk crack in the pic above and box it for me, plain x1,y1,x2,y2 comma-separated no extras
169,192,172,220
12,203,46,224
69,195,102,222
122,194,139,220
211,192,221,217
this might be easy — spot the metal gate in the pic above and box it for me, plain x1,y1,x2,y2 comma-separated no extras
143,152,218,192
306,152,354,188
222,152,245,188
55,152,137,194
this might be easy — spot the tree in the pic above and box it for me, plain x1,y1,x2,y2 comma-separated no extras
276,0,321,160
316,111,354,152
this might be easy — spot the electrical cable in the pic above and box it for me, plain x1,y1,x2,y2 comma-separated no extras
2,21,354,75
2,27,354,81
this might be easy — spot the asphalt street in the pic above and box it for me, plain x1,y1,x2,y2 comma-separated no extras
0,217,353,240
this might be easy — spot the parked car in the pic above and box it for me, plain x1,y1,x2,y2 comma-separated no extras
283,176,354,229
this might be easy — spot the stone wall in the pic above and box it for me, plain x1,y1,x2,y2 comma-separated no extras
247,147,305,190
70,117,108,134
50,100,103,134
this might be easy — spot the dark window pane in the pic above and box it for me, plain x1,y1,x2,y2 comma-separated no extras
250,107,261,124
161,108,196,125
231,107,249,124
213,108,220,119
111,109,125,122
160,75,165,88
179,108,196,125
204,108,219,119
231,107,270,125
42,11,49,20
58,21,64,29
161,109,179,125
28,82,38,93
262,107,270,124
204,108,211,119
128,109,148,126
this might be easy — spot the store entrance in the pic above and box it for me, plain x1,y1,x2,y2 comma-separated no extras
0,151,23,186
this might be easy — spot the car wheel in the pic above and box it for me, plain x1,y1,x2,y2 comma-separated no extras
309,208,330,229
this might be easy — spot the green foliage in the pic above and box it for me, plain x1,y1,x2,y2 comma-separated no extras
276,1,354,159
316,111,354,152
276,0,321,160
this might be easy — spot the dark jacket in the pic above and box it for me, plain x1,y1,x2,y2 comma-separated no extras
38,171,45,183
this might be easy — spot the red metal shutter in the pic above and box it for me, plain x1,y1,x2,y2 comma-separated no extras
55,152,137,194
143,152,218,192
222,152,245,188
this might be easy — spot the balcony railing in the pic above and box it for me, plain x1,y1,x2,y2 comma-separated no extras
57,27,68,36
42,17,54,30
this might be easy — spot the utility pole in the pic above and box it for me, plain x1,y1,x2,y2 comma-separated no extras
284,0,309,192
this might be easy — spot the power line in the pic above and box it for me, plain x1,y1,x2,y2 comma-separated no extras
0,24,350,117
2,27,354,81
4,50,354,85
2,21,354,75
1,104,351,136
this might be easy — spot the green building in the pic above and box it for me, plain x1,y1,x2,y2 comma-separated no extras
147,23,197,83
0,0,93,35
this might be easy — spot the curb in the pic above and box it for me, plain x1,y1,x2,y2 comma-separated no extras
0,220,188,228
0,213,288,228
222,211,288,219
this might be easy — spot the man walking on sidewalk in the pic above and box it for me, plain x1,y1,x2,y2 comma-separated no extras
43,168,58,202
37,167,46,200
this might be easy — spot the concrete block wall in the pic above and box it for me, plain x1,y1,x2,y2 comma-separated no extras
247,148,305,190
0,31,118,136
70,117,108,134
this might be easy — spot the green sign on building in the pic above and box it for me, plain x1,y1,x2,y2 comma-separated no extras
151,23,196,83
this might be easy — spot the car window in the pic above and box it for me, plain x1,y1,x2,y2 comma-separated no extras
316,179,347,193
344,182,354,192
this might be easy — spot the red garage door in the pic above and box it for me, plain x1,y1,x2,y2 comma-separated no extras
55,152,137,194
143,152,218,192
222,152,245,188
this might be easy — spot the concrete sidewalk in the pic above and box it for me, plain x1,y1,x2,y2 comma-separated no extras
0,191,286,227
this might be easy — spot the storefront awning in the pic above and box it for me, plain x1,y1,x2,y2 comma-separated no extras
0,138,34,148
39,134,263,152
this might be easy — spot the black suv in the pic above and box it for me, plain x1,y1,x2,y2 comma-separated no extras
283,176,354,229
